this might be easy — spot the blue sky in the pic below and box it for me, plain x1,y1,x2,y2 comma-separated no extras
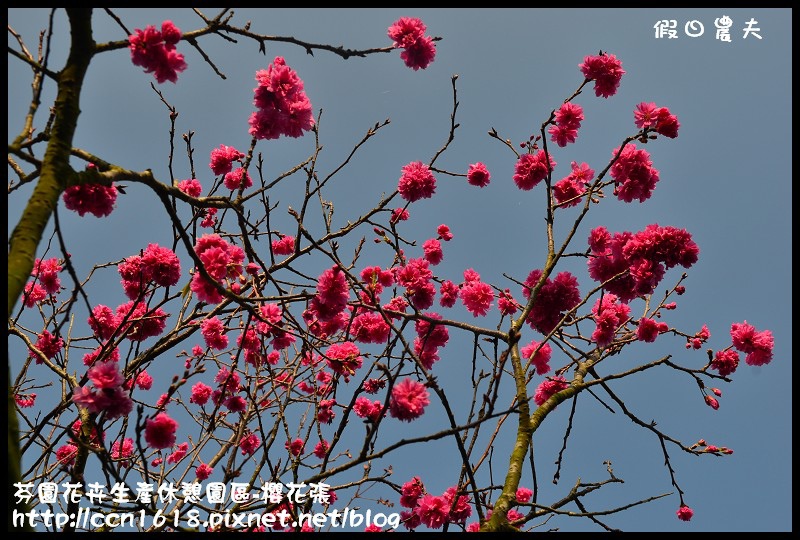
8,8,792,532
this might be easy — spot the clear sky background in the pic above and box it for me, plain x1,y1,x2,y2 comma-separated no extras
8,8,792,532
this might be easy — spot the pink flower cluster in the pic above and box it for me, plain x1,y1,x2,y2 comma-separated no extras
249,56,314,140
513,150,557,191
272,235,296,256
167,442,189,465
28,330,63,364
579,52,625,98
414,312,450,369
177,178,202,197
14,393,36,408
118,243,181,300
112,301,169,342
522,270,581,335
359,265,395,303
307,265,351,326
591,294,631,347
587,224,699,303
390,378,430,422
398,161,437,202
637,317,669,343
730,321,774,367
498,289,520,316
128,21,187,84
196,463,214,481
285,438,304,457
223,167,253,191
521,340,553,375
634,102,680,138
189,233,245,304
110,438,135,468
548,102,584,147
676,505,694,522
63,182,118,218
387,17,436,70
553,161,594,208
145,412,178,450
72,361,134,420
467,162,491,188
354,397,385,422
395,257,436,310
350,310,391,344
609,143,661,203
685,324,711,350
398,477,471,530
459,268,495,317
200,316,228,350
56,444,78,467
325,341,363,381
209,145,245,176
240,432,261,456
23,257,62,307
534,376,569,406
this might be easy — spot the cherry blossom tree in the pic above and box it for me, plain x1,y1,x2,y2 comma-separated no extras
7,8,779,533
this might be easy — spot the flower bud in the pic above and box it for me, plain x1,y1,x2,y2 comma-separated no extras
704,395,720,410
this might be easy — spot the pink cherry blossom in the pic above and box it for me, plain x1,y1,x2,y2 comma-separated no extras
249,56,315,140
534,376,569,406
398,161,437,202
579,52,625,98
63,183,117,218
128,21,187,83
467,162,491,187
676,505,694,522
390,378,430,421
196,463,214,481
144,412,178,450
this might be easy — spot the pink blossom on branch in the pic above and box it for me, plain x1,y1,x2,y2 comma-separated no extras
553,161,594,208
144,412,178,450
272,235,296,256
579,52,625,98
422,238,444,265
459,278,494,317
388,17,436,70
609,143,660,203
31,257,62,294
676,505,694,522
710,349,740,377
249,56,315,140
587,224,699,303
196,463,214,481
63,183,118,218
730,321,774,366
28,330,63,363
521,340,553,375
398,161,437,202
239,432,261,456
325,341,363,380
223,167,253,191
533,376,570,406
467,162,491,187
548,102,584,147
390,378,430,421
209,145,245,176
591,294,631,348
636,317,669,343
522,270,581,335
177,178,203,197
128,21,187,84
635,102,680,138
56,444,78,466
513,150,557,191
